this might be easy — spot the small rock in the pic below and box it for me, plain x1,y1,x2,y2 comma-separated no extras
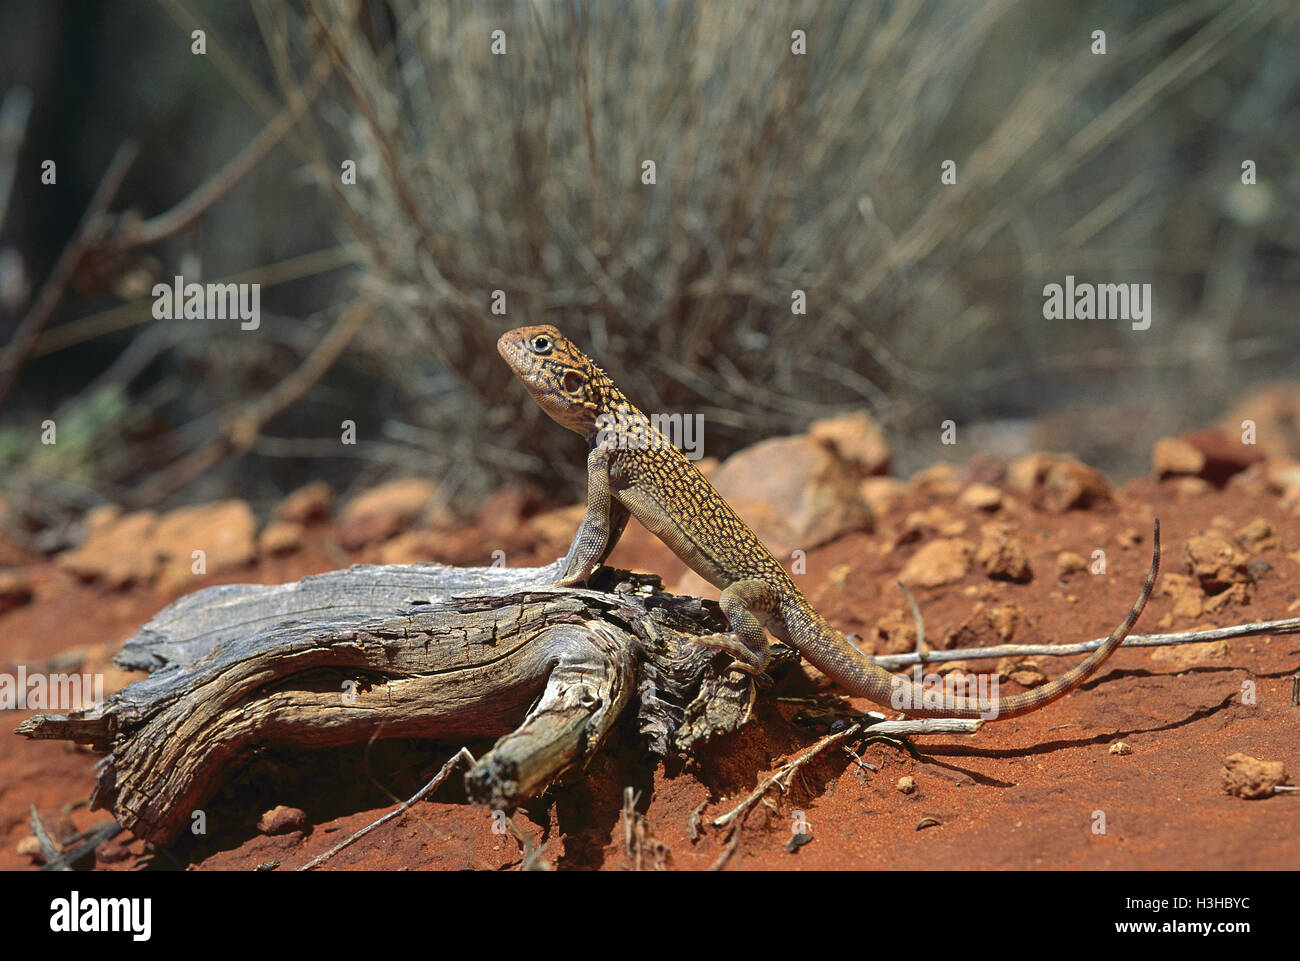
964,455,1007,486
83,503,124,536
1218,383,1300,459
898,538,973,588
1221,753,1288,800
1247,560,1272,582
1056,551,1088,579
894,507,964,547
987,604,1021,642
958,483,1002,512
1007,453,1112,513
942,604,996,651
1204,582,1250,614
998,658,1047,688
257,805,308,835
153,500,258,583
909,463,961,499
976,526,1033,583
1174,429,1262,484
1169,476,1211,498
708,435,872,555
809,410,891,477
259,520,304,556
275,482,334,524
785,832,814,853
1109,741,1133,756
377,530,441,564
1263,457,1300,494
860,477,907,517
1116,527,1142,549
897,776,916,794
1152,437,1205,477
0,571,34,614
56,511,159,587
1009,666,1048,688
1235,517,1277,552
16,835,43,862
337,478,441,549
1159,573,1204,620
1150,639,1230,669
1184,534,1251,593
873,610,918,655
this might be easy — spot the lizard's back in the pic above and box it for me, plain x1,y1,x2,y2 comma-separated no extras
610,425,799,595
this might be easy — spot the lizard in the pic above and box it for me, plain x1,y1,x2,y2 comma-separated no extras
498,324,1159,720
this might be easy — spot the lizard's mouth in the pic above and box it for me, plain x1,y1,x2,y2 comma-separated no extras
497,329,543,374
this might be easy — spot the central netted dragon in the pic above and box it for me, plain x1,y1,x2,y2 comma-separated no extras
499,325,1159,721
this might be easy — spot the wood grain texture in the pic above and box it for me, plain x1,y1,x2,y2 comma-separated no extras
18,562,774,844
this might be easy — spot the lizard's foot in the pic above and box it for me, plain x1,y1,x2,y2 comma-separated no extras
554,557,601,587
553,548,603,585
695,631,770,676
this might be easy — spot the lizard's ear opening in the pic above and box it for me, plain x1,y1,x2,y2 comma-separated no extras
562,370,585,393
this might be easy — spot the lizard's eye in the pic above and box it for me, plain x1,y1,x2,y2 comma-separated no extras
562,371,585,393
530,335,552,354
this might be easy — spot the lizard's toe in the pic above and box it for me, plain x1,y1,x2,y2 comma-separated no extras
695,631,769,675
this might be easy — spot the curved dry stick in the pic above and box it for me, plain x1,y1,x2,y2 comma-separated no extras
126,56,332,249
0,141,138,411
130,290,378,505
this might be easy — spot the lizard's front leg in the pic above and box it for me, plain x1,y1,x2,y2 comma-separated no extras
556,445,629,586
694,578,780,676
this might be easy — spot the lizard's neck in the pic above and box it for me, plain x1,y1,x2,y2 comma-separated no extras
582,365,648,445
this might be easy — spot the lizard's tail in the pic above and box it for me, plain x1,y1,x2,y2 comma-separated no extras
800,520,1160,721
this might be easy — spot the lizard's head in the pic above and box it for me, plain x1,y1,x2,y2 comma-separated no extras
497,325,604,436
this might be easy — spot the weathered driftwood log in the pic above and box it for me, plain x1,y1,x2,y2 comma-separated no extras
17,561,780,845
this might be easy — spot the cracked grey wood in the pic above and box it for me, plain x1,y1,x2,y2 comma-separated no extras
17,562,769,845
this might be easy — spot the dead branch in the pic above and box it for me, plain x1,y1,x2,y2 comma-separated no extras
130,289,379,505
16,562,763,846
31,245,358,359
0,141,138,411
870,617,1300,671
298,747,475,871
711,723,866,834
123,54,333,251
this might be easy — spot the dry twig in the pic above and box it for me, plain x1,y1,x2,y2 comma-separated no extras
298,747,475,871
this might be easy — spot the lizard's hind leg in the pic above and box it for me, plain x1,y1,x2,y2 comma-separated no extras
694,579,781,676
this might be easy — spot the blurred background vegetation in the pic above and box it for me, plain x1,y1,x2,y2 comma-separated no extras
0,0,1297,543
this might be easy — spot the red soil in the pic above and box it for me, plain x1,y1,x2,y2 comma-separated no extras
2,472,1297,871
